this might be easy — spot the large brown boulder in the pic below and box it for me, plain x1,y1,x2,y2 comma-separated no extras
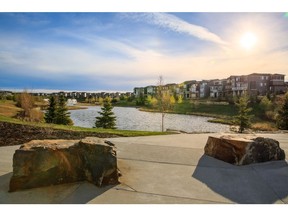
9,137,120,192
204,135,285,165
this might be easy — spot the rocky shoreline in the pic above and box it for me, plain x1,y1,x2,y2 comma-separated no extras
0,122,118,147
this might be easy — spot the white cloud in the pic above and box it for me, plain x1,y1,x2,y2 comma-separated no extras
1,15,287,91
126,13,228,46
1,31,287,86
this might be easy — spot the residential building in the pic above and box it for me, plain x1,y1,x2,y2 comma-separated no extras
134,87,145,97
209,79,227,98
160,83,177,96
175,83,185,98
182,80,197,99
269,74,286,94
145,85,157,96
228,75,248,96
199,81,210,98
247,73,270,96
67,99,77,106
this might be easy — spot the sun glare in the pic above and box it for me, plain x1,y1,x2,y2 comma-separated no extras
240,32,257,50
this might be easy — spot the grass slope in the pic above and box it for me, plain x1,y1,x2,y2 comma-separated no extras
0,115,169,137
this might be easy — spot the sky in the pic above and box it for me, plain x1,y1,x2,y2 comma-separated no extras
1,12,288,92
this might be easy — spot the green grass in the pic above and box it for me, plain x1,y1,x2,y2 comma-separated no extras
173,101,238,117
207,118,235,125
0,115,171,137
113,100,137,107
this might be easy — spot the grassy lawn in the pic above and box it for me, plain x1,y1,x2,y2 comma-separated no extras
0,115,170,137
0,100,21,117
173,100,238,117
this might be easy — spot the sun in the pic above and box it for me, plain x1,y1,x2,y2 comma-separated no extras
240,32,257,50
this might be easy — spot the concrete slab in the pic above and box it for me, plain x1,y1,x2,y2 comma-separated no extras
117,158,233,204
0,145,18,173
116,142,205,166
109,133,212,149
192,156,285,204
88,186,219,204
250,161,288,204
0,133,288,204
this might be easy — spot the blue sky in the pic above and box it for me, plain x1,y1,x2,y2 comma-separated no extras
1,12,288,92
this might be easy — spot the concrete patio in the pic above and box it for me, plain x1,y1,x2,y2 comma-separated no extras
0,133,288,204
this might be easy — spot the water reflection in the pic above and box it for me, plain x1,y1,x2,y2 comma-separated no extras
69,106,229,133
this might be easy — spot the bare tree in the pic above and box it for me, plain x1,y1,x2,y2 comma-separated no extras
156,76,175,132
16,90,43,122
17,90,34,120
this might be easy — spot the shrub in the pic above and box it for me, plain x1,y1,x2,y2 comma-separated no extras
276,92,288,130
251,122,277,131
30,108,44,122
265,111,276,121
16,90,35,121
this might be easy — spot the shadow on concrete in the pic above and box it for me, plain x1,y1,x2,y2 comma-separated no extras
60,183,116,204
192,155,288,204
0,172,117,204
0,172,13,189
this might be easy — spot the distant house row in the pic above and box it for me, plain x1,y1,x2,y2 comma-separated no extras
33,91,134,100
134,73,287,99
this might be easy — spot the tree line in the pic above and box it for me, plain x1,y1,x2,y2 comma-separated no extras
5,85,288,132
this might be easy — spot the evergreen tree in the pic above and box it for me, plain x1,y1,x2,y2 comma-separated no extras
277,93,288,130
44,95,57,123
95,98,117,129
55,95,73,125
234,94,253,133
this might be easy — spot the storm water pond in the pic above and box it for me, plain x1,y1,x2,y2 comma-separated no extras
69,106,230,133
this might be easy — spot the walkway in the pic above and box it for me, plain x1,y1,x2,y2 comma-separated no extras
0,133,288,204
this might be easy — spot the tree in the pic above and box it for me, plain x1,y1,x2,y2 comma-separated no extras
44,95,57,123
55,95,73,125
156,76,175,132
259,96,273,119
277,92,288,130
98,96,104,105
170,95,176,104
146,95,158,108
17,90,34,120
95,98,117,129
136,94,145,106
234,94,253,133
177,95,183,104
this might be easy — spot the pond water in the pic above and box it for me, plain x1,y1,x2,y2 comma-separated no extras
69,106,230,133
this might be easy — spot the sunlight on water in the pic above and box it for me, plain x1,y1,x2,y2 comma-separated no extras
69,106,230,133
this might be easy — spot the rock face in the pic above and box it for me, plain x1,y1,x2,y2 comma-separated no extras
204,135,285,165
9,137,120,192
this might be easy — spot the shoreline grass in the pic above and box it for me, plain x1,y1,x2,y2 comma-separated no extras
0,99,281,133
0,115,171,137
